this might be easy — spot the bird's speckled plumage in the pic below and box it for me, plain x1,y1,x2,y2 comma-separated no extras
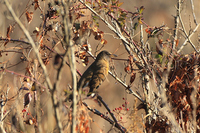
77,51,112,95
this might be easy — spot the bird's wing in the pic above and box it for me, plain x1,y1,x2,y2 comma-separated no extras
77,64,94,90
88,60,109,93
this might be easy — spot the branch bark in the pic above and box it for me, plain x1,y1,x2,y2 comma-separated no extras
60,0,77,132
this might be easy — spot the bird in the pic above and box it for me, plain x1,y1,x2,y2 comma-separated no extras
66,50,115,103
77,50,115,97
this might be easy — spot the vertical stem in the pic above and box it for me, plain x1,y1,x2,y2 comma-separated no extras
140,24,144,46
69,50,77,133
172,0,181,50
60,0,77,132
0,99,6,133
190,0,198,26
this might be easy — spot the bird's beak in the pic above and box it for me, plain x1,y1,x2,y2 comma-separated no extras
110,53,117,58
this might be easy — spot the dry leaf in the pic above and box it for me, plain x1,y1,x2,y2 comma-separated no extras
34,0,39,10
25,11,33,24
6,25,12,38
4,25,12,46
24,92,32,108
124,66,130,73
130,73,136,84
100,39,107,45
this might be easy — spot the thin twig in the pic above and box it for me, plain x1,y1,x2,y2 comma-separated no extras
172,0,180,50
82,102,127,132
177,24,200,54
0,37,31,45
0,69,47,90
190,0,198,26
140,25,144,48
178,3,199,53
97,95,126,133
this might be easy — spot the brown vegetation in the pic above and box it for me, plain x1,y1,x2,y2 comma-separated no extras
0,0,200,132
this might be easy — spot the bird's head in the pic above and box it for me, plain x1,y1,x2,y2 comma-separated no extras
96,50,117,61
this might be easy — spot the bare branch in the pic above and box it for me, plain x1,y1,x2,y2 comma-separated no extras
83,101,127,132
59,0,77,132
177,1,199,54
97,95,126,133
172,0,180,50
177,24,200,54
190,0,198,26
0,37,31,45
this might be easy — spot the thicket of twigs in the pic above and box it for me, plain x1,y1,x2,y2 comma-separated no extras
0,0,200,132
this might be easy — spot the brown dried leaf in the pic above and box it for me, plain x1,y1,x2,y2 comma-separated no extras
4,25,12,46
130,73,136,84
82,43,92,51
85,126,89,133
124,66,130,73
26,67,32,76
92,25,98,32
24,92,32,108
83,56,89,66
39,37,44,47
128,55,134,64
43,57,50,65
145,27,151,34
175,39,179,47
94,32,101,40
6,25,12,38
79,51,86,59
83,120,89,127
34,0,39,10
100,39,107,45
54,54,61,65
33,27,40,37
25,11,33,24
80,21,88,34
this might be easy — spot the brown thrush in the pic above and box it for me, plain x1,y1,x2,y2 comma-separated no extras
77,50,115,96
